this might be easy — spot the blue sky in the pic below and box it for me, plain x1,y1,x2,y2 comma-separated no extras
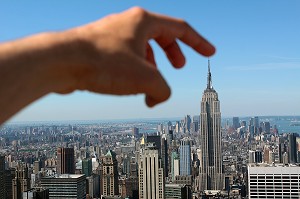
1,1,300,122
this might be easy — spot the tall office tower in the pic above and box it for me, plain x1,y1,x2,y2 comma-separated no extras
248,164,300,198
253,116,259,134
166,130,174,147
57,147,75,175
262,121,270,134
179,138,191,175
5,168,15,199
138,144,165,199
157,123,164,133
102,150,119,197
0,156,5,199
241,120,246,127
232,117,240,130
132,127,139,138
288,133,298,163
171,151,180,182
185,115,192,132
175,121,180,133
161,135,169,177
199,60,224,191
13,163,30,199
82,158,92,177
34,160,42,174
192,115,200,133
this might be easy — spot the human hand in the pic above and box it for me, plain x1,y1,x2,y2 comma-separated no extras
56,7,216,107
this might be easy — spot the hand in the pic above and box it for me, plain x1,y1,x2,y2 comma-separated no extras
58,7,215,107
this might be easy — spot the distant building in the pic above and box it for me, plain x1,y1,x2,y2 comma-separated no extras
185,115,192,132
174,175,192,187
5,168,15,199
262,121,271,134
22,187,49,199
34,160,42,175
241,120,246,127
288,133,298,163
161,135,168,178
232,117,240,130
57,147,75,175
41,174,86,199
171,152,180,182
248,164,300,198
165,184,191,199
179,138,191,176
102,150,119,197
132,127,139,138
82,158,92,177
86,174,100,198
0,156,5,199
13,162,30,199
248,150,263,163
138,144,164,199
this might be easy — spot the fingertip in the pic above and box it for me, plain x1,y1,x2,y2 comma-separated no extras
173,55,186,69
145,96,157,107
207,44,216,56
199,43,216,57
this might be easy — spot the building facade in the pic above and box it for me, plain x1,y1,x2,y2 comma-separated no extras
57,147,75,175
102,150,119,197
0,156,5,198
248,164,300,198
82,158,92,177
41,174,86,199
198,60,224,191
179,138,191,176
165,184,191,199
138,144,164,199
13,162,30,199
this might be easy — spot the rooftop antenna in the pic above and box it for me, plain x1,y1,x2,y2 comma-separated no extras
207,58,212,89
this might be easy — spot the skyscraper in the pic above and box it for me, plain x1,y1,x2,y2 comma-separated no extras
0,156,5,199
138,143,165,199
288,133,298,163
199,60,224,191
179,138,191,176
13,162,30,199
232,117,240,130
102,150,119,197
82,158,92,177
57,147,75,175
171,151,180,182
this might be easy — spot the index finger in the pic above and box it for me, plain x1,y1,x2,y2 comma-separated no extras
148,12,216,57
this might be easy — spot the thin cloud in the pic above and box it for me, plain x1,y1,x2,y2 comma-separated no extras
226,62,300,71
262,55,300,61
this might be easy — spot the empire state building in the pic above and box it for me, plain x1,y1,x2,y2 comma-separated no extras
199,60,224,191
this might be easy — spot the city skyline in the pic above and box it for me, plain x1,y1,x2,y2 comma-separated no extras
1,1,300,122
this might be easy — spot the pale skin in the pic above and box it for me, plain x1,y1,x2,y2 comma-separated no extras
0,7,215,124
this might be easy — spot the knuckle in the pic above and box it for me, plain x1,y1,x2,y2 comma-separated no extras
130,6,149,20
181,20,190,29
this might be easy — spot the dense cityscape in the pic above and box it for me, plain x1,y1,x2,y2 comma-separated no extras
0,64,300,199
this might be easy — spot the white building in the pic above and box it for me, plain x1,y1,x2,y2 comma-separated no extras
139,143,164,199
248,164,300,198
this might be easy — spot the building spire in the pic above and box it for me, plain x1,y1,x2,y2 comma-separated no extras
207,59,212,89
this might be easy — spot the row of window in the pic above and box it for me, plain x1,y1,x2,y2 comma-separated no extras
250,176,299,179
